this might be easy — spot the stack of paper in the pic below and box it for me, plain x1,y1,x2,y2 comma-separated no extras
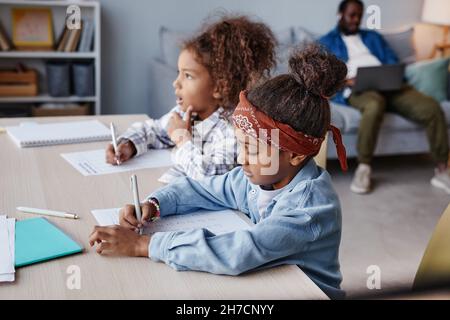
0,215,15,282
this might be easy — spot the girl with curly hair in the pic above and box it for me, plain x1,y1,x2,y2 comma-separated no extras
105,15,276,183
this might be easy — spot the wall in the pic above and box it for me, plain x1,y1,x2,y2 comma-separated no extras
100,0,424,116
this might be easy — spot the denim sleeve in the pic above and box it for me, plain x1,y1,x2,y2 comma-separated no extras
148,167,249,216
149,183,321,275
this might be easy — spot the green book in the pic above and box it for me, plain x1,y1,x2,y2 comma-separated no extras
15,217,83,267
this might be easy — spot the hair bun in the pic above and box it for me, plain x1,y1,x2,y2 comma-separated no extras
288,44,347,98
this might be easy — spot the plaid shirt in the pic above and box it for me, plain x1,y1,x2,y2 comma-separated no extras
119,106,237,183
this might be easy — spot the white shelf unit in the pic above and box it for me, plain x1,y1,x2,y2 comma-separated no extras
0,0,101,115
0,51,97,59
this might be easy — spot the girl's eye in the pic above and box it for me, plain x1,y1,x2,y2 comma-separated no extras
185,73,193,80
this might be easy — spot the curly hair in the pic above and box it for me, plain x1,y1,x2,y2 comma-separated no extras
183,15,277,108
247,44,347,138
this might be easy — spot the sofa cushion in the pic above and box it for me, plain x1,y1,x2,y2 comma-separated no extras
406,57,450,102
331,100,450,134
441,101,450,125
274,27,295,75
329,104,346,131
330,103,359,132
293,26,319,44
274,27,319,75
381,27,416,64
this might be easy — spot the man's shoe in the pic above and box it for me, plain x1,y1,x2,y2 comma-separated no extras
351,164,372,194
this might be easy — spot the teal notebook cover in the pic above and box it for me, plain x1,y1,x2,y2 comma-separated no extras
15,217,83,267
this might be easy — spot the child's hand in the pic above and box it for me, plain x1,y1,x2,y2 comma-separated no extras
346,78,355,87
105,141,137,165
89,225,150,257
119,202,158,231
167,106,193,147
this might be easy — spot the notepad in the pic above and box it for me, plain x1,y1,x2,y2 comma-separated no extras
6,120,111,148
92,208,251,236
61,148,174,176
15,217,83,267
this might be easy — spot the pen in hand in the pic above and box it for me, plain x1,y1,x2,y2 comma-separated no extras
131,174,143,235
110,122,120,165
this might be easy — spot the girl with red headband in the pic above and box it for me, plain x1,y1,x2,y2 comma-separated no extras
90,44,348,299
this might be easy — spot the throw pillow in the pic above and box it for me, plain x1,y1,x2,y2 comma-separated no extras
405,57,450,102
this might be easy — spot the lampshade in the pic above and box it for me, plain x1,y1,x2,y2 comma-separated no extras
422,0,450,26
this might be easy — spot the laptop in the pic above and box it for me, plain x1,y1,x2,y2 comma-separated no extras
353,64,405,93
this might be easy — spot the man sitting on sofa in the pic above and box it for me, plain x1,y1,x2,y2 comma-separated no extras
320,0,450,194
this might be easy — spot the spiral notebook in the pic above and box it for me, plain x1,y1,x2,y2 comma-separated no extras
6,120,111,148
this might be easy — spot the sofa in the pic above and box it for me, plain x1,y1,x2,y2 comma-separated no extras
149,25,450,160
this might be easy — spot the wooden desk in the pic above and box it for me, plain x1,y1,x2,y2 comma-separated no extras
0,115,328,300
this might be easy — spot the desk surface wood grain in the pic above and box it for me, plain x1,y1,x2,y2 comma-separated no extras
0,115,328,300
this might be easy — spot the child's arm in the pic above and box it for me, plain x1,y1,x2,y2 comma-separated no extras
118,108,178,157
148,166,250,216
150,183,337,276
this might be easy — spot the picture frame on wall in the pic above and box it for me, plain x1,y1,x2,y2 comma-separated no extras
11,8,54,51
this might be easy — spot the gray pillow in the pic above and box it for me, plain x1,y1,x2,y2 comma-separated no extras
293,26,319,44
275,27,294,47
275,27,318,75
274,27,295,75
159,26,187,69
382,27,416,64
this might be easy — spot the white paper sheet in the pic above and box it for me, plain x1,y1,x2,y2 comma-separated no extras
61,148,174,176
91,208,251,236
0,215,15,282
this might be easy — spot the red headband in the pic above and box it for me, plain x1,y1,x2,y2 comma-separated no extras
232,91,348,171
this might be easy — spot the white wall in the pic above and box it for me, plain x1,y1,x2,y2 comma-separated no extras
100,0,424,115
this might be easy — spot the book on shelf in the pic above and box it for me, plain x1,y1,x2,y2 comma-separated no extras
56,25,70,51
65,26,82,52
0,19,13,51
78,19,94,52
56,22,83,52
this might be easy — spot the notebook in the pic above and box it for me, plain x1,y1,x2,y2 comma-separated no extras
15,217,83,268
6,120,111,148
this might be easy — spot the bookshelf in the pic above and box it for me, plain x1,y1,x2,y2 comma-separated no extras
0,0,101,116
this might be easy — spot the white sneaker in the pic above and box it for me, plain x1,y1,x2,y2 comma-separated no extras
351,164,372,194
431,169,450,194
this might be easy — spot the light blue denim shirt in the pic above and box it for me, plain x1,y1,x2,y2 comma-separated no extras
148,159,344,299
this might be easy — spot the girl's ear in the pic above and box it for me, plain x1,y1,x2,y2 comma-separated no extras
290,154,308,167
213,86,222,100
